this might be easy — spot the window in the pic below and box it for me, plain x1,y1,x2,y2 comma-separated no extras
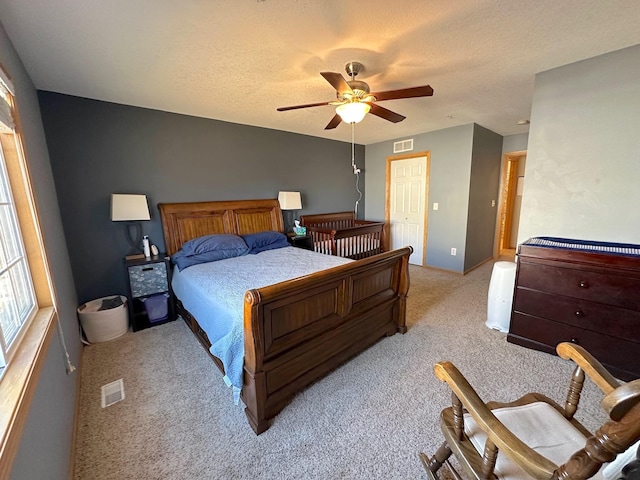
0,75,37,371
0,140,37,368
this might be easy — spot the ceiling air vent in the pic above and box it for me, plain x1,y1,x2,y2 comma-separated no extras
393,139,414,153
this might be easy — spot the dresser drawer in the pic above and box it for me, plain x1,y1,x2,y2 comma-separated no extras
509,313,640,378
513,288,640,340
517,262,640,310
128,262,168,297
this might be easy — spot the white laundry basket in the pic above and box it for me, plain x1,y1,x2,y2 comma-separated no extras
486,262,517,332
78,295,129,343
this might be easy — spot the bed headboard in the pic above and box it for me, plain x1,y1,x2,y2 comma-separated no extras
158,199,284,255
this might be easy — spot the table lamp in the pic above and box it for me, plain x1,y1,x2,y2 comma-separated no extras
111,193,151,255
278,191,302,234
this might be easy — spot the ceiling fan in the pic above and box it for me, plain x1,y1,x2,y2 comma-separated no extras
277,61,434,130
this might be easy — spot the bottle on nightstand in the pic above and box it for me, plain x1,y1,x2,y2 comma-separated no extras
142,235,151,258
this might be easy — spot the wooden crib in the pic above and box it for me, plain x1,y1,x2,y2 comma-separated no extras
300,212,385,259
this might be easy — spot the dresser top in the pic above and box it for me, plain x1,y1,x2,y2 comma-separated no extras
518,237,640,273
522,237,640,258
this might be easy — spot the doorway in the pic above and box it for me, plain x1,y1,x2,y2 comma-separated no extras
495,150,526,258
385,152,430,266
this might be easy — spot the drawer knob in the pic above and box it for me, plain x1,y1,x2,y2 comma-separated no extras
570,337,580,345
574,309,583,317
578,280,588,288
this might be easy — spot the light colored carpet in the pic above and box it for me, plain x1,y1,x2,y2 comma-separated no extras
73,261,607,480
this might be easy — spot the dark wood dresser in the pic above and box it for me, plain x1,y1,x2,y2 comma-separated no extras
509,237,640,381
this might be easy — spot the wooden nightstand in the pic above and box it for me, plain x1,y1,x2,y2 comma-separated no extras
287,233,314,251
124,254,176,331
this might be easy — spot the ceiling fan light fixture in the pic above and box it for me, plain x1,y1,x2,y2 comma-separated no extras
336,102,370,124
277,61,433,129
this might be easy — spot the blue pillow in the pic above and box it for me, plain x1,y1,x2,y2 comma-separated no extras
181,234,249,256
242,231,289,254
171,234,250,271
171,248,245,271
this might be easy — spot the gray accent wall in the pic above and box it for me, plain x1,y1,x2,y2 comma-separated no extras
37,92,365,304
1,22,81,480
464,125,502,271
519,44,640,244
365,123,501,273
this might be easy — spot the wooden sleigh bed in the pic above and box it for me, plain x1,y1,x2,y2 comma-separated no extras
158,199,411,434
300,211,386,259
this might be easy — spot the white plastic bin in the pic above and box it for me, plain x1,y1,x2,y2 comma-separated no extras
486,261,517,332
78,295,128,343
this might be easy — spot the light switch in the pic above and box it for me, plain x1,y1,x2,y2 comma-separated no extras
433,202,439,211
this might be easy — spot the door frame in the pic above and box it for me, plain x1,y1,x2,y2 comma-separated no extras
493,150,526,257
385,151,431,266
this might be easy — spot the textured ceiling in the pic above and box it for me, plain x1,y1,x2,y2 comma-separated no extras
1,0,639,145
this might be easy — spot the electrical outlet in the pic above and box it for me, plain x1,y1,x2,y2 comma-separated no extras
491,199,496,207
451,248,456,256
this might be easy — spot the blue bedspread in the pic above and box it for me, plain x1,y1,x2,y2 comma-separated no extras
171,246,352,403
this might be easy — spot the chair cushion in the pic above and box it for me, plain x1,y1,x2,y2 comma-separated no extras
464,401,603,480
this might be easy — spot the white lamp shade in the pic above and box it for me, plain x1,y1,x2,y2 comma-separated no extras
111,194,151,221
336,102,371,124
278,191,302,210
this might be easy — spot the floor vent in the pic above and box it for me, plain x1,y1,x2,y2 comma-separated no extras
393,138,414,153
101,379,125,408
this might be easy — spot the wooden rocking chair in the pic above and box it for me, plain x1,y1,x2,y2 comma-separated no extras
419,342,640,480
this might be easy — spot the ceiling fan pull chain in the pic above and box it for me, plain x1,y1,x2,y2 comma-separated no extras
351,121,362,216
351,122,361,174
351,122,360,173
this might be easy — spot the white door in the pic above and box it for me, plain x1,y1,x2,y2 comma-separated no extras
390,156,427,265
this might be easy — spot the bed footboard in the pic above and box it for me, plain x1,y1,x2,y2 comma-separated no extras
241,246,412,434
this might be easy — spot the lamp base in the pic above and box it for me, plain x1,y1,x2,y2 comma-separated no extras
282,210,297,234
123,222,143,256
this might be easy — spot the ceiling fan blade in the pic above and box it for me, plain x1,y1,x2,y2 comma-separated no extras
370,85,434,102
324,113,343,130
320,72,353,95
366,103,406,123
277,101,332,112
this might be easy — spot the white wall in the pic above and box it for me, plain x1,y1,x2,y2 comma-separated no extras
518,44,640,244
